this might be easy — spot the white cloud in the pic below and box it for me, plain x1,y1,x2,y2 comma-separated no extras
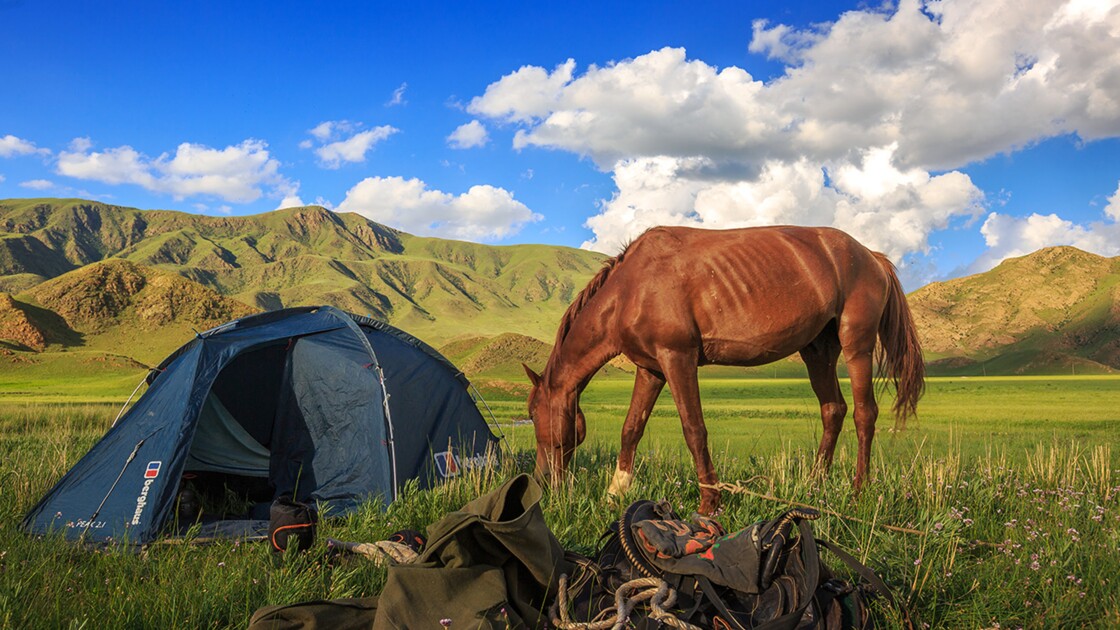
0,134,48,158
68,137,92,152
583,145,984,259
336,176,542,241
967,180,1120,272
302,120,398,168
470,0,1120,265
316,127,398,168
19,179,54,190
447,120,489,149
275,181,305,210
309,121,356,141
386,83,408,107
56,138,295,204
974,210,1120,272
1105,180,1120,222
0,174,5,184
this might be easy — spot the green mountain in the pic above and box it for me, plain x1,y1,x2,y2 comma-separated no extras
0,198,606,367
910,246,1120,375
3,199,1118,381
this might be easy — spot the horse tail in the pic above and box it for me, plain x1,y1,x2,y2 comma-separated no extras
873,252,926,429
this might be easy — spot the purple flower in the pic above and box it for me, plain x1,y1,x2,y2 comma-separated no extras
440,619,452,627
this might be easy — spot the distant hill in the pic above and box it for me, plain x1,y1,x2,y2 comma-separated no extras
0,198,606,351
910,246,1120,375
2,198,1118,381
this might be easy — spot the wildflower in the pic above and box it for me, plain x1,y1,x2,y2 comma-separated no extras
913,558,921,566
440,619,452,627
218,562,226,568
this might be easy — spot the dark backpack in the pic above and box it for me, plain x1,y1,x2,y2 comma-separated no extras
553,500,905,630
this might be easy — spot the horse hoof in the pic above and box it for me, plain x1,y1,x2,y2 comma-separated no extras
607,467,634,497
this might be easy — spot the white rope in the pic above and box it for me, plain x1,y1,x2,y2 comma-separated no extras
550,574,705,630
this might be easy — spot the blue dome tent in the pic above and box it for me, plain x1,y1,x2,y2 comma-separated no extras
22,306,499,544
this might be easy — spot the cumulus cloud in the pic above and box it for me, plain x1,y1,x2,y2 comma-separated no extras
585,146,984,259
447,120,489,149
0,134,48,158
19,179,54,190
336,176,542,240
56,138,295,204
967,178,1120,273
973,209,1120,272
275,180,305,210
1106,180,1120,222
469,0,1120,266
301,120,398,168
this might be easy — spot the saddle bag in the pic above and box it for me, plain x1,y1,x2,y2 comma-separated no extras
554,500,902,630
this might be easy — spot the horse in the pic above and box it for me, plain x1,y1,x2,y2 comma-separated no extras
524,225,925,514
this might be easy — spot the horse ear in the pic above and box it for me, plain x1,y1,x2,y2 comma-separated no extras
522,363,542,386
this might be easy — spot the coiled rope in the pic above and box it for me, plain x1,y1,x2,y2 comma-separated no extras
550,574,704,630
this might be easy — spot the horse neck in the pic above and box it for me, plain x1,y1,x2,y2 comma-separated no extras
544,302,619,398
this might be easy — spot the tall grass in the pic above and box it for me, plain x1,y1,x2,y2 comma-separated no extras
1,380,1118,628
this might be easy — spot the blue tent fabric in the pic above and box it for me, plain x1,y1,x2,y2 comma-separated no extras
22,306,498,544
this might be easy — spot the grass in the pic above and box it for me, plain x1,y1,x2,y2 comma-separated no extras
1,376,1118,628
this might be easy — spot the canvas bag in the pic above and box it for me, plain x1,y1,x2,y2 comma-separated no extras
250,473,571,630
374,473,572,628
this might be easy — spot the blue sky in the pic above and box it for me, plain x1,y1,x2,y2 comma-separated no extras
1,0,1118,288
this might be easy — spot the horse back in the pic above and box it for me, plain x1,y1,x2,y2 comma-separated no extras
612,226,889,364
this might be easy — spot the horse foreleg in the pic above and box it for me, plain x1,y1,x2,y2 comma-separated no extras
843,349,879,491
609,366,666,498
660,350,720,515
800,338,846,477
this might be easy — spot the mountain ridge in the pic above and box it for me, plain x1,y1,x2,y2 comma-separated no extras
0,198,607,351
2,198,1118,378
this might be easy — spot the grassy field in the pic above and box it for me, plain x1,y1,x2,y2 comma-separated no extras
1,375,1118,628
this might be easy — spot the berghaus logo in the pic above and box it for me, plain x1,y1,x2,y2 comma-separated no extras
132,461,162,525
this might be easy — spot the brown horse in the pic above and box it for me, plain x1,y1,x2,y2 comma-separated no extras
524,225,924,514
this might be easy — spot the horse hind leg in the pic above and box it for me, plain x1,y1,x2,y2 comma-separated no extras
799,332,846,478
839,317,880,491
609,366,666,499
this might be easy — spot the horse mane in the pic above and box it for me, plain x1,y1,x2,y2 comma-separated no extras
547,236,640,366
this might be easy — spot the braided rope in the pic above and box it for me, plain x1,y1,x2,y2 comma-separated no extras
550,574,705,630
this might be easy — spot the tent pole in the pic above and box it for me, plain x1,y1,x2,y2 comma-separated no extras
469,382,512,458
111,372,151,428
79,437,145,544
322,307,400,501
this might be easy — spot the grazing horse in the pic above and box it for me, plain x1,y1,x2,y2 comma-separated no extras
524,225,924,514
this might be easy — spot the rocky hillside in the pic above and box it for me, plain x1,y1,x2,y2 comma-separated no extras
0,198,607,347
909,246,1120,374
3,198,1118,378
0,293,80,350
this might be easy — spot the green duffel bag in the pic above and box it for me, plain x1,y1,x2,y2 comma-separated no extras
375,473,571,629
250,473,572,630
249,597,379,630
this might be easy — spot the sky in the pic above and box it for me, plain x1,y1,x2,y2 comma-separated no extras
1,0,1118,289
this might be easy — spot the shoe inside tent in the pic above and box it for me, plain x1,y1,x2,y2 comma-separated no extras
22,306,500,544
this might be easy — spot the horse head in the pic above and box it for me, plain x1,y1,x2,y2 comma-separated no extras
523,363,586,485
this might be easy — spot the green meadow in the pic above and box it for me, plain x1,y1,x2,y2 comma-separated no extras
1,373,1118,628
